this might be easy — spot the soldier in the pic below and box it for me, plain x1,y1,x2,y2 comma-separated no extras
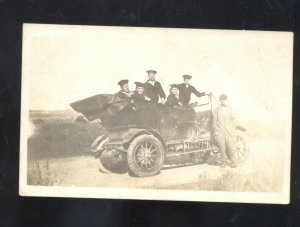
131,82,151,106
178,75,205,106
144,70,166,104
166,84,183,107
212,94,237,168
116,79,132,100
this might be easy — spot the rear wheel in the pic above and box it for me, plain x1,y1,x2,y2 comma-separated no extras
91,135,112,173
92,135,128,174
235,130,249,163
98,151,112,173
98,150,128,174
127,134,165,177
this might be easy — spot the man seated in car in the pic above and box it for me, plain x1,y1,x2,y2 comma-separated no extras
116,79,133,101
178,75,205,106
144,70,166,105
131,82,156,126
131,82,151,108
166,84,183,108
166,84,196,139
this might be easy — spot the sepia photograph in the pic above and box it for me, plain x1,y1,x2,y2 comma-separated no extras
20,24,293,203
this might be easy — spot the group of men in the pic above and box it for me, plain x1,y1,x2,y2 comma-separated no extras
115,69,237,168
116,70,205,107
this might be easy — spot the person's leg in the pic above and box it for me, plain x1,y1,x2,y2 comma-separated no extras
215,133,227,167
225,133,237,166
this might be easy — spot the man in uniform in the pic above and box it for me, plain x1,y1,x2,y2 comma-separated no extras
166,84,183,107
212,94,237,168
144,70,166,105
178,75,205,106
131,82,151,106
131,82,154,126
116,79,132,100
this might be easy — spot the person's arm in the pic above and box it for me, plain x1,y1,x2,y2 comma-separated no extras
178,100,183,106
191,86,205,97
143,83,150,98
230,106,236,126
212,108,219,134
157,82,166,104
144,95,151,101
130,96,137,111
116,91,125,99
166,94,172,106
166,94,178,107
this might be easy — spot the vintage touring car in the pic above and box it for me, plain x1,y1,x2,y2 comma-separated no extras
70,93,249,177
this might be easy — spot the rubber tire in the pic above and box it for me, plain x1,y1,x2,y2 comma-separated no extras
235,130,249,164
91,135,112,173
127,134,165,177
98,153,112,173
98,150,128,174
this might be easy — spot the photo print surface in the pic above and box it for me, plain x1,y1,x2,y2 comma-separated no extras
20,24,293,203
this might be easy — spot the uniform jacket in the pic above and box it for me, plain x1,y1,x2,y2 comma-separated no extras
212,105,236,137
144,80,166,103
131,91,150,106
166,93,182,107
116,90,131,100
178,83,204,105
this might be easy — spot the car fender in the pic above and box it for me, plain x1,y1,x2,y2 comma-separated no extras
123,128,167,151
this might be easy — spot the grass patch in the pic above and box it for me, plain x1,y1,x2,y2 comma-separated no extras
28,117,103,160
162,169,283,192
27,160,58,186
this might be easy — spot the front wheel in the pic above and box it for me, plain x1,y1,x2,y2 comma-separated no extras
127,134,165,177
235,130,249,163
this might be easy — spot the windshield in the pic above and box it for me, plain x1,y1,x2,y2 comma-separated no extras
193,94,219,112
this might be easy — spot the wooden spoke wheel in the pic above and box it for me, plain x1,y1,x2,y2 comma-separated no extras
127,135,165,177
235,130,249,163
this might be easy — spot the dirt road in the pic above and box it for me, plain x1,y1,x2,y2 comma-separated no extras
29,138,286,192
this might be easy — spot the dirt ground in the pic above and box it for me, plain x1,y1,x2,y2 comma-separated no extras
28,138,286,192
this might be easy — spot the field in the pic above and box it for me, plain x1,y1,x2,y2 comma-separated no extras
26,109,287,192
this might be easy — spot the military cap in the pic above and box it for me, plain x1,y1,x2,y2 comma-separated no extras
117,79,129,87
170,84,180,89
135,82,145,88
219,94,228,100
146,70,157,74
182,75,192,79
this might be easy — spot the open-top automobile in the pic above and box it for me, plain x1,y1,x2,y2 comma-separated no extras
70,93,249,177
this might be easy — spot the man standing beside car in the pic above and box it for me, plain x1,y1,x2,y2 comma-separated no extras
212,94,237,168
144,70,166,105
178,75,205,106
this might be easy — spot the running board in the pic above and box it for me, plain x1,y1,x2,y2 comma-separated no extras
166,148,213,157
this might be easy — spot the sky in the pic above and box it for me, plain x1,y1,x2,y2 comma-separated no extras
23,24,293,125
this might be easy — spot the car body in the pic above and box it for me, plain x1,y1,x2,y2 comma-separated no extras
70,93,248,177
